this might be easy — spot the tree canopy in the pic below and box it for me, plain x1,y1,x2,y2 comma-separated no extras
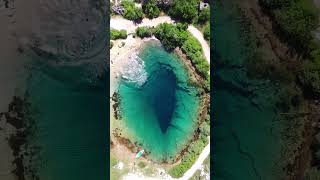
169,0,199,22
198,8,210,23
142,0,160,19
121,0,144,21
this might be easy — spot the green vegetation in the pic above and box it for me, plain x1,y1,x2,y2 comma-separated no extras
198,8,210,24
181,35,209,78
203,23,210,41
122,0,144,21
299,52,320,98
168,119,209,178
142,0,160,19
136,26,154,38
152,22,209,79
169,0,199,22
257,0,320,97
259,0,318,52
154,23,189,50
111,29,127,40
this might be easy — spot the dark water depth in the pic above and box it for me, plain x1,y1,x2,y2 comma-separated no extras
118,42,200,161
0,0,109,179
213,1,284,180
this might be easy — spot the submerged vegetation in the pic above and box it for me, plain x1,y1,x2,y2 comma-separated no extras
258,0,320,98
238,0,320,178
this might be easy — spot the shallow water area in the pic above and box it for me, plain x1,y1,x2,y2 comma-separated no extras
118,41,200,161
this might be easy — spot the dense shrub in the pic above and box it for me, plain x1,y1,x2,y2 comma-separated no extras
142,0,160,19
299,60,320,98
182,36,209,78
152,23,209,79
122,0,144,21
154,23,188,50
169,0,199,22
203,23,210,41
110,29,127,40
168,138,207,178
198,8,210,24
136,26,154,38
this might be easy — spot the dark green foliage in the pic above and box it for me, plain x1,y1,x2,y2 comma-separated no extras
122,0,144,21
154,23,188,50
203,23,210,41
110,29,127,40
259,0,318,52
181,36,209,78
136,26,154,38
299,60,320,98
153,23,209,79
169,0,199,22
198,8,210,23
142,0,160,19
168,138,206,178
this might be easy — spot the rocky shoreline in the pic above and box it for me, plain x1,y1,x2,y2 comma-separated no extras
110,40,210,165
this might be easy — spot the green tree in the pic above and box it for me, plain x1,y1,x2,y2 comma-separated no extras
136,26,153,38
198,8,210,23
169,0,199,22
182,36,209,78
122,0,144,21
154,23,188,50
142,0,160,19
203,23,210,41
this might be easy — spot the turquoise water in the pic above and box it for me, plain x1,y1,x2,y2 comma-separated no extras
213,1,284,180
118,41,200,161
26,58,107,179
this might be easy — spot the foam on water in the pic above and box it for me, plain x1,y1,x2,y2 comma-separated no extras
120,52,147,87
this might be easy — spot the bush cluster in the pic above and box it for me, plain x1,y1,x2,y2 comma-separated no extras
203,23,210,41
169,0,199,22
142,0,160,19
198,8,210,24
121,0,144,21
110,29,127,40
152,23,209,78
153,23,189,50
168,124,209,178
181,36,209,78
136,26,154,38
